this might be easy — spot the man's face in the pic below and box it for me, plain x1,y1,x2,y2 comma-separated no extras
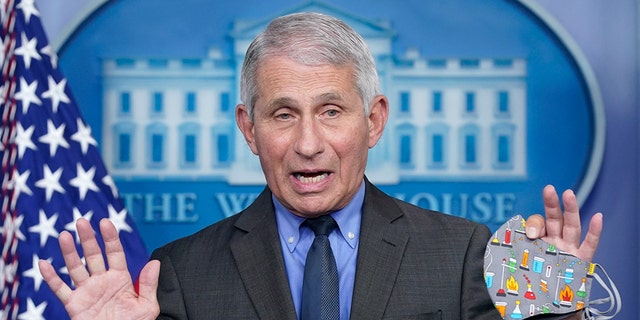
236,56,388,218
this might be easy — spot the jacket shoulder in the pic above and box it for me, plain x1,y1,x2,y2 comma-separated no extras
150,213,239,262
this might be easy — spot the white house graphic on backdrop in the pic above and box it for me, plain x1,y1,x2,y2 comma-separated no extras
101,2,527,185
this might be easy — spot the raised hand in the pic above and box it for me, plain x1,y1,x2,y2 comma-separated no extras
39,218,160,320
525,185,603,262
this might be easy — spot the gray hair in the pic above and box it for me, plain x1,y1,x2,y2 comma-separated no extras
240,12,381,120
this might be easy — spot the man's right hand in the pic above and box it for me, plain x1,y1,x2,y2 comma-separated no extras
39,218,161,320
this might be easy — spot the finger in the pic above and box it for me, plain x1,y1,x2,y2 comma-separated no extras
39,259,73,305
100,218,128,271
542,185,564,238
77,218,107,276
560,189,582,246
525,214,545,239
138,260,161,311
578,212,603,261
59,230,90,285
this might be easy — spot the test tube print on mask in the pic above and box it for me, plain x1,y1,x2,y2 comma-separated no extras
484,215,594,319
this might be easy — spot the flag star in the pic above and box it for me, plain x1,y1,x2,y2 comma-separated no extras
10,169,33,204
15,123,37,159
40,45,58,68
14,77,41,114
23,255,51,291
17,298,47,320
69,163,99,200
38,120,69,156
108,205,132,234
41,76,70,113
35,164,65,202
102,174,119,198
71,118,97,154
14,32,41,69
2,213,26,242
16,0,40,24
1,257,19,283
64,208,94,243
28,210,60,247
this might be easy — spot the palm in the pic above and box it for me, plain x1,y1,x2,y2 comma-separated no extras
39,219,160,320
527,185,602,262
64,268,153,319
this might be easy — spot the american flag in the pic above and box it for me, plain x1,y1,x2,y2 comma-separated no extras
0,0,149,319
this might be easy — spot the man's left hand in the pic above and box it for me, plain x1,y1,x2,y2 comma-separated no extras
525,184,603,262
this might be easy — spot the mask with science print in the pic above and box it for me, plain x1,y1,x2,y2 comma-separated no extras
483,215,621,320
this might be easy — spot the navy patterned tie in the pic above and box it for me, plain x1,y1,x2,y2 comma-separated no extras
301,215,340,320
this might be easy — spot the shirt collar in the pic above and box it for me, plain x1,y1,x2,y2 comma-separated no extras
274,181,365,253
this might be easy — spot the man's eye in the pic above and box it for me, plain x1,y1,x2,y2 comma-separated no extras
276,113,291,120
325,109,339,117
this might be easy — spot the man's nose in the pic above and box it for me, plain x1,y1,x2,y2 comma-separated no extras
293,117,324,158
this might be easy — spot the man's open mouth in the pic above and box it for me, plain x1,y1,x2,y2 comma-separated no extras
294,172,329,183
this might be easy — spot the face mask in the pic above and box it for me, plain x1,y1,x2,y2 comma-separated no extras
483,215,621,319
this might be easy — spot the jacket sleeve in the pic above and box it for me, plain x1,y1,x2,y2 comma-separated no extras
150,247,189,320
460,224,503,320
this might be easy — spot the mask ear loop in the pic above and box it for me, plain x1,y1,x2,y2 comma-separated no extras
582,263,622,320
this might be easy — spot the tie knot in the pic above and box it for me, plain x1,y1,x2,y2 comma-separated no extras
304,215,338,236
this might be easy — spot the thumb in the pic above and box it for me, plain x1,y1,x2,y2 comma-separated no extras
525,214,546,239
138,260,160,309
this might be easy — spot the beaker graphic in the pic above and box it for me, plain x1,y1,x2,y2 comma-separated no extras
485,272,495,288
564,268,574,284
495,302,507,318
510,300,523,319
577,278,587,298
532,257,544,273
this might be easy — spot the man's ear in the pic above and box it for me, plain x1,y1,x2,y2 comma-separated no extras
367,95,389,148
235,104,259,155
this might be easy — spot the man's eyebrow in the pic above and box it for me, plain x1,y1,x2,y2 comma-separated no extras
267,97,296,109
266,93,343,108
314,92,343,103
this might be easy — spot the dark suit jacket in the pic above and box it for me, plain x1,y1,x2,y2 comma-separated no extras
150,181,502,319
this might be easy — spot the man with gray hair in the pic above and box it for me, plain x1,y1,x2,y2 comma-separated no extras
40,12,602,320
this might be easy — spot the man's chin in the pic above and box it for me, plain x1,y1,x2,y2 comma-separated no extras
288,200,337,218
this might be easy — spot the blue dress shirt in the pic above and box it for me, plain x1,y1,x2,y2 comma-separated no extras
274,181,364,320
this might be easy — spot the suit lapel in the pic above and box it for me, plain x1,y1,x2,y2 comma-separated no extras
350,181,410,320
229,182,408,319
230,188,297,320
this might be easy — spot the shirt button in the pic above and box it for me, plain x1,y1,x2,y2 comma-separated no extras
348,232,355,240
288,236,294,244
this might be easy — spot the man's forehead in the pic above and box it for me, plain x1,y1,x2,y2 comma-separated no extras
257,55,354,77
254,59,357,99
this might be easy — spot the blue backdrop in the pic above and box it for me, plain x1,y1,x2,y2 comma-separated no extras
36,0,639,318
